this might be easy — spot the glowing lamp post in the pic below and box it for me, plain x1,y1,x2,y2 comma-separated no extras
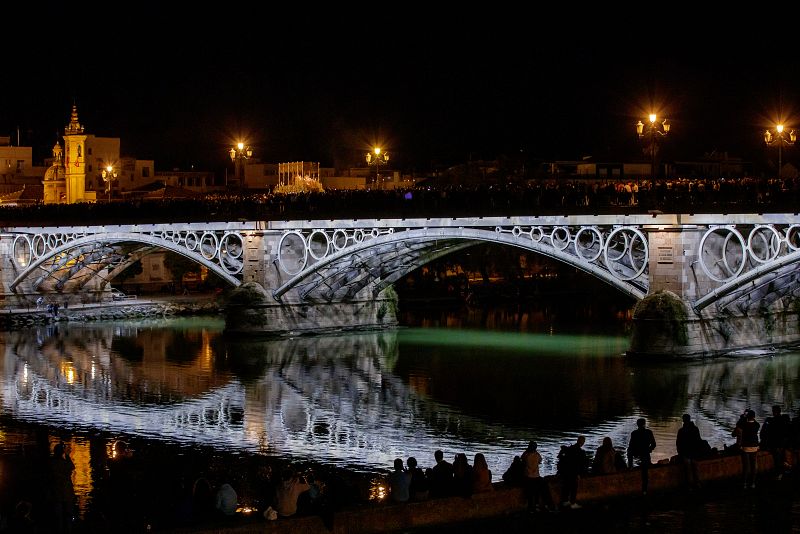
229,142,253,188
636,114,671,179
101,164,117,202
366,147,389,189
764,124,796,177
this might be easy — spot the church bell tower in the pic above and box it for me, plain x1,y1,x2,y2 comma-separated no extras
63,105,88,203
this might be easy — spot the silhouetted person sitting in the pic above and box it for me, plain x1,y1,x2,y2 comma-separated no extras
502,455,524,486
592,437,618,475
471,453,493,494
214,479,238,517
452,453,473,497
388,458,411,503
407,457,430,501
276,467,311,517
426,450,454,497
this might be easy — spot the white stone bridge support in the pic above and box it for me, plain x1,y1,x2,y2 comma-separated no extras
631,214,800,357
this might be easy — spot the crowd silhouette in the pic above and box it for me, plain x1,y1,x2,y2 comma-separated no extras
3,408,800,532
1,176,799,227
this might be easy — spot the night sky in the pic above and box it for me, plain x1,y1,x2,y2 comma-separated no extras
4,12,799,176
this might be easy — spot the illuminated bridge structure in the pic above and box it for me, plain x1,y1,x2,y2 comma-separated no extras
3,214,800,355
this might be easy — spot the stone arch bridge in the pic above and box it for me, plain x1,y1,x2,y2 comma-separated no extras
3,214,800,355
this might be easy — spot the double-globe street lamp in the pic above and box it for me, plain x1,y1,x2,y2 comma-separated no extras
229,142,253,188
764,124,796,177
637,114,671,179
365,147,389,189
101,164,117,202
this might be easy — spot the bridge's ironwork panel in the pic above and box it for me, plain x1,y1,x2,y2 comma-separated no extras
273,225,650,302
695,224,800,311
9,230,247,291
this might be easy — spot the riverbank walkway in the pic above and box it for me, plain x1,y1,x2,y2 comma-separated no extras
159,449,799,534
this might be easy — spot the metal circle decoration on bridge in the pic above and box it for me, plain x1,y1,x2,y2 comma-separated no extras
12,235,32,268
277,228,396,276
219,233,245,274
698,226,747,283
602,227,648,281
787,224,800,251
746,225,782,264
278,231,308,276
574,226,604,262
699,224,800,283
10,229,247,281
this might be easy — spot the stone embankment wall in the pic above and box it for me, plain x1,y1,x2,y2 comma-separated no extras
167,450,793,534
0,300,221,329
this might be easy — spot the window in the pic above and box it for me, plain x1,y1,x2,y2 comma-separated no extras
87,147,92,155
16,160,24,172
142,167,150,178
88,165,92,172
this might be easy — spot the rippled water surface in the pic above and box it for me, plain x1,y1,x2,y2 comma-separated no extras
2,315,800,518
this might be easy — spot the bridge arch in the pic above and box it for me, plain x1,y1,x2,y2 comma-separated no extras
10,231,244,292
273,226,649,303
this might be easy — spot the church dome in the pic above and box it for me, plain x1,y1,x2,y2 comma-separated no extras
44,141,65,181
44,163,65,182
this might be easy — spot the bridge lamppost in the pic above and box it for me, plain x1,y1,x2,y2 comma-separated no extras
228,142,253,188
365,147,389,189
101,164,117,202
637,114,670,179
764,123,796,177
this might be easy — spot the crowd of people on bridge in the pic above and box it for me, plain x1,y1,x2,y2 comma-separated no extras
1,176,799,227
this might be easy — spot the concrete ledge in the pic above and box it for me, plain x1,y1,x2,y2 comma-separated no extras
165,450,794,534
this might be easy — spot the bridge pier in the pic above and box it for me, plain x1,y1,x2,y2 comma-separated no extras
629,221,800,357
223,282,398,336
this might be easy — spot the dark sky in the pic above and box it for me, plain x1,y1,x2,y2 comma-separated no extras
4,11,799,175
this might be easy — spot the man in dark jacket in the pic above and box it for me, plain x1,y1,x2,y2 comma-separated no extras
676,413,703,488
760,405,790,480
627,418,656,495
558,436,587,509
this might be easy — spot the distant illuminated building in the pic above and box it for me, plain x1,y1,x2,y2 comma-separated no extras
42,141,67,203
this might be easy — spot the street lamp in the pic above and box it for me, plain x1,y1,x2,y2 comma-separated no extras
101,164,117,202
228,142,253,188
365,147,389,189
637,114,671,179
764,124,796,177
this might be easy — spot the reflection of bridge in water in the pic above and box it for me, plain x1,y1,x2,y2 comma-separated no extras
2,323,799,474
2,325,553,470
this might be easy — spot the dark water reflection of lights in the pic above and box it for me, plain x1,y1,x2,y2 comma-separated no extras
2,316,800,513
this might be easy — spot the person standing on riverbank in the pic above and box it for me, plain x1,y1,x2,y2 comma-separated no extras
521,441,546,511
741,410,760,489
676,414,703,489
627,418,656,495
49,442,75,533
558,436,587,509
761,405,791,480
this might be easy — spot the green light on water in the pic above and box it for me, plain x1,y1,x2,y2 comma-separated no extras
398,327,627,357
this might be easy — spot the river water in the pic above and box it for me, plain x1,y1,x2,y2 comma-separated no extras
1,309,799,525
